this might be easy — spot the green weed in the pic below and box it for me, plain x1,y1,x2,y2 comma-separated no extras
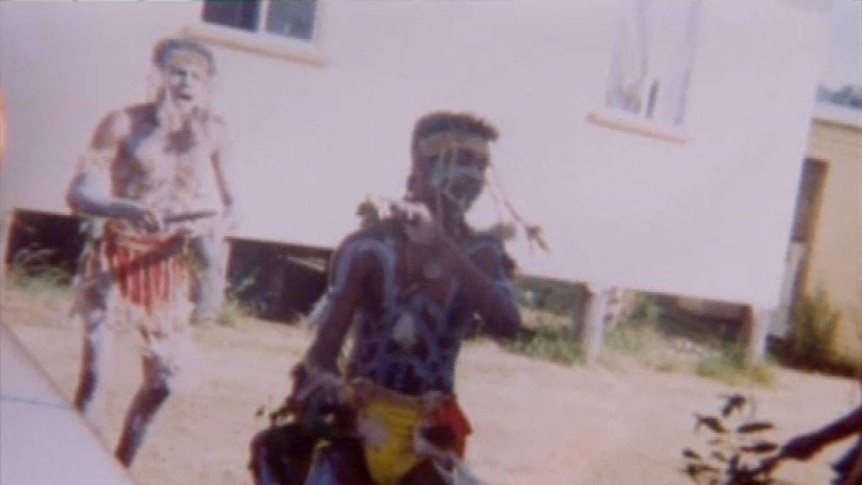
214,270,261,327
695,346,775,387
503,323,584,365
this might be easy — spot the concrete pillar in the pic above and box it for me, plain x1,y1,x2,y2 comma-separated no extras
743,306,770,365
770,242,806,338
568,283,588,340
577,283,614,364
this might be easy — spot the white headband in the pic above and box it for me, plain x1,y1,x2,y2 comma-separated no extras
416,132,489,158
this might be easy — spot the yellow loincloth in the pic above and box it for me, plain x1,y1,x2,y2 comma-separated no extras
350,379,472,485
359,398,424,485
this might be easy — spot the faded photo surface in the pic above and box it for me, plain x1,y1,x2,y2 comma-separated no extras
0,1,860,484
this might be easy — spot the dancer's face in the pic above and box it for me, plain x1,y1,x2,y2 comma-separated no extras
158,50,213,117
414,132,490,214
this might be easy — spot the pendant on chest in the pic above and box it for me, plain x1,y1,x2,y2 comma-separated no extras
422,261,442,280
392,310,419,350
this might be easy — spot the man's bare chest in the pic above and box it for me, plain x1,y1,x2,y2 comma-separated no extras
358,242,463,333
117,127,215,188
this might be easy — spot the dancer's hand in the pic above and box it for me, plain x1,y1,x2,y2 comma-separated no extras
394,200,440,245
290,362,348,423
122,202,163,233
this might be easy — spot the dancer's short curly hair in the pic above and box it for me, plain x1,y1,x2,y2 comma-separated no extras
410,111,499,160
152,37,216,76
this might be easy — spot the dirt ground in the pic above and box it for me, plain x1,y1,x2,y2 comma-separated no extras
1,287,859,485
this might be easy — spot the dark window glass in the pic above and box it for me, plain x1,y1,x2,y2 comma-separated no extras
202,0,261,33
265,0,316,41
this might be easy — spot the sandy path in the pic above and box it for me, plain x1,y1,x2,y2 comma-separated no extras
1,288,859,485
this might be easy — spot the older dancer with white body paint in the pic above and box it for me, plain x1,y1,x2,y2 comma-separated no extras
66,37,236,467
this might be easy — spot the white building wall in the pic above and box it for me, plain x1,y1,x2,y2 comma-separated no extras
0,0,830,308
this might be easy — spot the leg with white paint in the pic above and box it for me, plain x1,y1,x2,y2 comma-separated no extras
189,234,226,326
72,278,115,432
114,352,173,467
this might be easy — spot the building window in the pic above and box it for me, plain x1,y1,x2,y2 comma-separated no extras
602,0,701,131
185,0,326,66
202,0,317,42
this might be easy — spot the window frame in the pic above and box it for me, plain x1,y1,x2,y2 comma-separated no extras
586,110,688,144
587,0,702,144
182,0,327,68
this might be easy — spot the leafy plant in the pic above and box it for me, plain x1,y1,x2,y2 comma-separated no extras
682,395,782,484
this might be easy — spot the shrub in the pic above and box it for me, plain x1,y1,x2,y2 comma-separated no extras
789,288,847,373
6,247,72,291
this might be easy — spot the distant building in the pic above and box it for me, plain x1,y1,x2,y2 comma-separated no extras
0,0,833,360
779,103,862,360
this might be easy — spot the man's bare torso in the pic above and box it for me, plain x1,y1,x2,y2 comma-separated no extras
111,103,225,229
333,221,508,395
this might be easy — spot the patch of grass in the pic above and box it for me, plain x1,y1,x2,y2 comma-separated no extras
604,294,673,356
600,296,690,374
603,323,692,374
652,359,684,374
5,246,262,330
602,295,776,386
503,324,584,365
4,248,74,320
695,345,775,387
6,247,72,293
604,320,662,356
212,270,262,327
1,283,71,328
214,295,257,327
499,294,777,388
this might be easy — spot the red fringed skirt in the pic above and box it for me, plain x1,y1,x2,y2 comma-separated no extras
78,224,193,343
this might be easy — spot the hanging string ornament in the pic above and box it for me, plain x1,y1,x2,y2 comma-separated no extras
486,161,550,253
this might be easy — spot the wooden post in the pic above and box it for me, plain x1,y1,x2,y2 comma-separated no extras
577,283,613,364
743,306,769,365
